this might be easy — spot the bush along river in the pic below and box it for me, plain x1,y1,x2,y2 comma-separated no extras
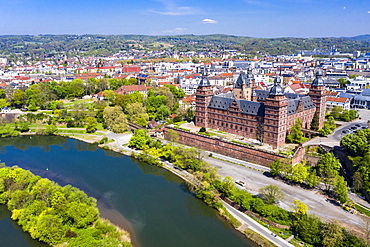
0,136,257,247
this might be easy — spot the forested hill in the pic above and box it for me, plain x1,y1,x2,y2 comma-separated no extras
0,34,369,58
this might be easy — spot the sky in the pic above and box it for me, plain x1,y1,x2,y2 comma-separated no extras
0,0,369,38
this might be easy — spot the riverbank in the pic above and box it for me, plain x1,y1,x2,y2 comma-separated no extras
61,131,285,247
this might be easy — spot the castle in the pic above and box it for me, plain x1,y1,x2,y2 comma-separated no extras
195,71,326,148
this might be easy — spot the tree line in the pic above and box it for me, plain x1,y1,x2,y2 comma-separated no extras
341,129,370,198
0,80,191,136
0,166,131,247
128,129,366,247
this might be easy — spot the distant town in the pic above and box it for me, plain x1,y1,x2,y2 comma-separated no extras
1,46,370,111
1,40,370,247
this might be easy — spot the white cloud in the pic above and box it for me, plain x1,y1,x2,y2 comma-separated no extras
149,0,201,16
368,11,370,14
343,6,346,10
202,19,217,24
162,27,187,34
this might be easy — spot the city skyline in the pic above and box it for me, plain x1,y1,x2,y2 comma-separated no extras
0,0,369,38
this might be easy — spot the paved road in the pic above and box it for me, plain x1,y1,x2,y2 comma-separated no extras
105,132,134,152
223,202,295,247
205,155,366,230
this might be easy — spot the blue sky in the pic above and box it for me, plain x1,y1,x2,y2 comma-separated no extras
0,0,369,38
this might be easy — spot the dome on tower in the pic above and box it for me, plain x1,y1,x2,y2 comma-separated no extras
199,72,211,87
269,77,284,96
312,71,325,87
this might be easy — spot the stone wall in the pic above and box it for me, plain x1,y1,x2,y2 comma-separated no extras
164,127,289,167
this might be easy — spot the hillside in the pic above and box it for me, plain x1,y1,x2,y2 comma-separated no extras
0,34,369,60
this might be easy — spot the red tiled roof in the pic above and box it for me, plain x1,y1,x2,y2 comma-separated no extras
326,91,339,96
327,97,348,103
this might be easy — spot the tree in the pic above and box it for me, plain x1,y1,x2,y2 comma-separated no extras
11,89,26,108
86,117,98,133
329,106,342,120
295,214,322,245
270,159,283,176
319,116,336,136
259,185,284,204
318,152,340,178
311,111,319,131
286,118,304,144
318,152,341,192
199,127,206,133
44,124,58,135
321,219,344,247
0,98,10,109
125,102,148,123
288,163,309,183
333,175,348,204
155,105,171,121
135,115,148,127
102,90,115,102
306,169,319,188
129,129,150,150
103,106,128,133
221,176,236,197
353,171,363,191
291,199,308,219
338,78,348,88
166,129,179,143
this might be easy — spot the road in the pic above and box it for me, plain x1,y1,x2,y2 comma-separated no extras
223,202,294,247
204,153,366,231
304,109,370,147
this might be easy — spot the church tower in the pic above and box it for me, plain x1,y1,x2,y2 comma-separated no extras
309,71,327,129
263,77,288,148
195,73,213,128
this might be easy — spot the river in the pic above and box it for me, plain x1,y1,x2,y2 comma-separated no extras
0,136,257,247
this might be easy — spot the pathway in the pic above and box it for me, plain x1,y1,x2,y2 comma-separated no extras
223,202,295,247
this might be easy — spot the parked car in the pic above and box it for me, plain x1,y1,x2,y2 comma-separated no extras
355,124,361,127
235,180,245,187
350,126,357,130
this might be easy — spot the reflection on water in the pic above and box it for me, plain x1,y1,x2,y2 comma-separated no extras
0,136,257,247
0,205,49,247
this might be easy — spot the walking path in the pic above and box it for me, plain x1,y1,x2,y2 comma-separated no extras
223,202,295,247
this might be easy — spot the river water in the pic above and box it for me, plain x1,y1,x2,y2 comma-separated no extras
0,136,257,247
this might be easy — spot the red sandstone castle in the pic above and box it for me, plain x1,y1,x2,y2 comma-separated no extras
195,71,326,148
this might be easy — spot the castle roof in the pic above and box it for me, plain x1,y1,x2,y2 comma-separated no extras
208,94,234,110
237,100,264,116
287,96,315,115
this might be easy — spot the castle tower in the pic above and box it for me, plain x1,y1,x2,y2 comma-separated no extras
195,73,213,128
263,77,288,148
309,71,326,129
233,69,253,100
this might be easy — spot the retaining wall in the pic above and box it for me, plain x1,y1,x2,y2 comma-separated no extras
164,127,294,167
